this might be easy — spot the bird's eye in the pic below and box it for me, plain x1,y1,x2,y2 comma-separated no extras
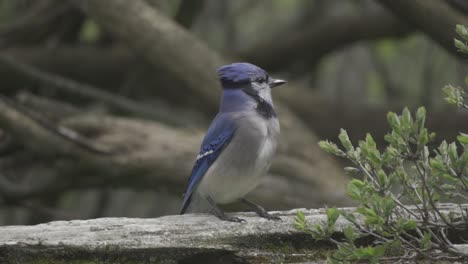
255,77,265,83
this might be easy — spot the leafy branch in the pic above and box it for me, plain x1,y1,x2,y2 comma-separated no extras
295,25,468,263
444,25,468,109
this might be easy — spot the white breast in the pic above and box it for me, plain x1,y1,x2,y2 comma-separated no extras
197,115,280,204
254,118,280,174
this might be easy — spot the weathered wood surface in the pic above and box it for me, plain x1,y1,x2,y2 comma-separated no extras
1,204,468,263
0,208,336,264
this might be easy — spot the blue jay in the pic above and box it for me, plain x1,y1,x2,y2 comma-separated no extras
180,62,286,222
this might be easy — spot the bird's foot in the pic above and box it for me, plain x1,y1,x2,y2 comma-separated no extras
256,210,281,221
206,196,246,223
241,198,281,221
209,208,246,223
219,215,246,223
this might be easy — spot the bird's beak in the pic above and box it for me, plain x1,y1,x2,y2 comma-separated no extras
269,78,287,88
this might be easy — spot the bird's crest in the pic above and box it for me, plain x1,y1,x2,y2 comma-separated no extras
217,62,268,89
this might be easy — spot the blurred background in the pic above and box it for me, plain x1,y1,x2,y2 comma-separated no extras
0,0,467,225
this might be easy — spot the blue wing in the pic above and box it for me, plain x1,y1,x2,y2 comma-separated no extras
180,114,237,214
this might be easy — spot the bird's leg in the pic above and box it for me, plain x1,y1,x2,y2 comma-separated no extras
206,196,246,223
241,198,281,221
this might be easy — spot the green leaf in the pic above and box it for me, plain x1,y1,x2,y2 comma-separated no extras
418,128,429,147
365,133,376,149
343,226,359,242
415,107,426,131
368,149,382,168
401,107,413,131
319,141,345,157
365,215,385,225
430,158,447,173
352,247,370,258
294,210,306,230
456,24,468,40
458,151,468,169
297,210,305,222
448,142,458,162
381,196,395,218
421,232,432,250
384,131,406,151
439,140,448,154
347,179,366,201
458,133,468,145
387,112,401,132
382,146,398,164
400,220,417,231
344,167,360,174
376,169,388,189
353,245,385,260
357,206,384,225
339,129,354,152
356,207,377,217
293,222,304,230
443,85,465,107
441,184,456,192
326,208,340,227
341,211,356,223
454,38,467,51
312,223,325,237
358,139,368,156
372,245,386,257
455,37,468,53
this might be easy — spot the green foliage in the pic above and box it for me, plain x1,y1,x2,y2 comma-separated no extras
294,208,340,240
294,25,468,263
443,85,467,108
444,25,468,109
302,106,468,262
455,25,468,53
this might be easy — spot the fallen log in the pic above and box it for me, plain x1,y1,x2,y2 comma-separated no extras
1,204,467,263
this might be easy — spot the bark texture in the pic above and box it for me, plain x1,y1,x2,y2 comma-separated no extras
1,204,467,263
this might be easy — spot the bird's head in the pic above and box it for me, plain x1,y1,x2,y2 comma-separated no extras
217,63,286,103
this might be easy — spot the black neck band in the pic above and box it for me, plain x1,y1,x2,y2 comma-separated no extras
242,87,276,119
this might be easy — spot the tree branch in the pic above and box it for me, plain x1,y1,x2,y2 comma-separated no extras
1,204,467,263
240,8,411,72
71,0,223,112
377,0,468,58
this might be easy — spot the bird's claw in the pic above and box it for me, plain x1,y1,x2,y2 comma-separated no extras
210,208,246,223
259,211,281,221
223,216,246,223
